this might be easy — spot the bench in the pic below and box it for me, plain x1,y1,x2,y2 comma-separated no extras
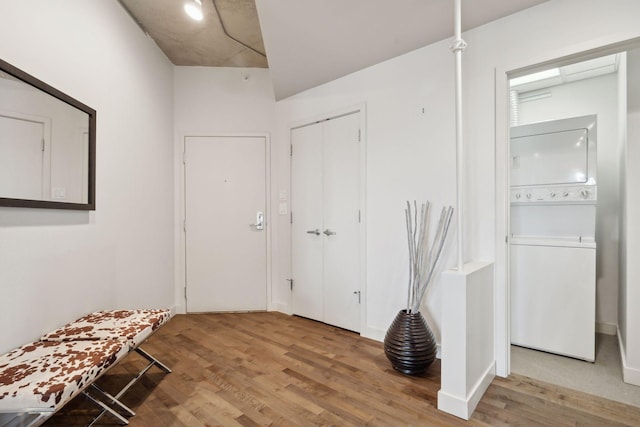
0,309,171,427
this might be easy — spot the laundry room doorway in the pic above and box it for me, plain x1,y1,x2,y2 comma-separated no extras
495,43,640,406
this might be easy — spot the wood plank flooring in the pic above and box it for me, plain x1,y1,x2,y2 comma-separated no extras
43,312,640,426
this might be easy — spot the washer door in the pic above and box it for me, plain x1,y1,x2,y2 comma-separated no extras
510,242,595,361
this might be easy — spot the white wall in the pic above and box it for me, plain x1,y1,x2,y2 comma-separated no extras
269,0,640,346
173,66,276,313
272,41,458,341
620,47,640,381
516,73,620,331
0,0,175,354
617,53,628,363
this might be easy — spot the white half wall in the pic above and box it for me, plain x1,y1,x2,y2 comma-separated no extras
438,262,495,420
0,0,175,354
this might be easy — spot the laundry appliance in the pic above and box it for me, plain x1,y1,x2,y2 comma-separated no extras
509,114,597,362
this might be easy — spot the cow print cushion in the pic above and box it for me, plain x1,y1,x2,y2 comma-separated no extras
41,309,171,348
0,340,128,411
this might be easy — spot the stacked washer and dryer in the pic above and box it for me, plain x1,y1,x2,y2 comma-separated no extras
510,114,598,362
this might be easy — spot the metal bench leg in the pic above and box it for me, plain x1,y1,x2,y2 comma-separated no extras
135,347,172,373
83,391,129,426
83,345,171,426
90,383,136,416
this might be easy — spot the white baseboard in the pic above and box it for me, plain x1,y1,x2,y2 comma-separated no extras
438,362,495,420
174,302,187,314
273,313,442,359
360,327,385,343
617,328,640,386
623,364,640,386
270,302,291,315
596,322,617,335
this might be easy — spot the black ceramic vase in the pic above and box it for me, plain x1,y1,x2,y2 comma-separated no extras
384,309,437,375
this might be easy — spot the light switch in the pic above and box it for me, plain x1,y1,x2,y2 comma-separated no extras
279,190,288,201
278,202,288,215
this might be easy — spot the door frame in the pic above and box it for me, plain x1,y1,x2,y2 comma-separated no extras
288,103,367,335
0,109,51,200
177,132,272,314
494,36,640,377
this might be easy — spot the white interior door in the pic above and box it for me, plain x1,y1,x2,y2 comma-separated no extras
291,124,324,321
185,136,267,312
323,113,361,332
291,112,361,332
0,115,45,200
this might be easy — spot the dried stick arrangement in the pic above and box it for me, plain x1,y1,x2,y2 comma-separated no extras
405,201,454,313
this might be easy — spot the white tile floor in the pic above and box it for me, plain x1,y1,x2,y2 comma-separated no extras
511,334,640,408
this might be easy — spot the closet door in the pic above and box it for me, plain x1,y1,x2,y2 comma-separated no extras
291,112,361,332
322,113,361,332
291,124,324,321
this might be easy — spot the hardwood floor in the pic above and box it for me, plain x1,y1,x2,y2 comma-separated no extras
44,312,640,426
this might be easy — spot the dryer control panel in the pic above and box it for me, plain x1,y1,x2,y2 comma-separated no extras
511,185,597,204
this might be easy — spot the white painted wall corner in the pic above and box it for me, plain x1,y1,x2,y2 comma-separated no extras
596,322,618,335
618,327,640,386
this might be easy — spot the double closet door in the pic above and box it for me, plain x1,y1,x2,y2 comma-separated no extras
291,112,362,332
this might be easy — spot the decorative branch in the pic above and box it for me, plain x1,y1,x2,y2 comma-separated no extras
404,201,454,313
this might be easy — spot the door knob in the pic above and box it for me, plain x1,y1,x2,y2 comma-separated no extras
249,211,264,230
306,229,320,235
323,229,336,236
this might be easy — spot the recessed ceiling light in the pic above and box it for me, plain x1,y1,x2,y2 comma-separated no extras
185,0,203,21
510,68,560,87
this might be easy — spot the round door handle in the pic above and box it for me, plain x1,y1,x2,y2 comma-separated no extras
323,229,336,236
306,229,320,235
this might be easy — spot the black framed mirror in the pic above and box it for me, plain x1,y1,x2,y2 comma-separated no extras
0,58,95,210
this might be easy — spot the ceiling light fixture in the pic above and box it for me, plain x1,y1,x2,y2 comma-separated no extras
184,0,203,21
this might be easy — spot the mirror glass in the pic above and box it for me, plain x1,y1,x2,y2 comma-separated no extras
0,59,95,210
